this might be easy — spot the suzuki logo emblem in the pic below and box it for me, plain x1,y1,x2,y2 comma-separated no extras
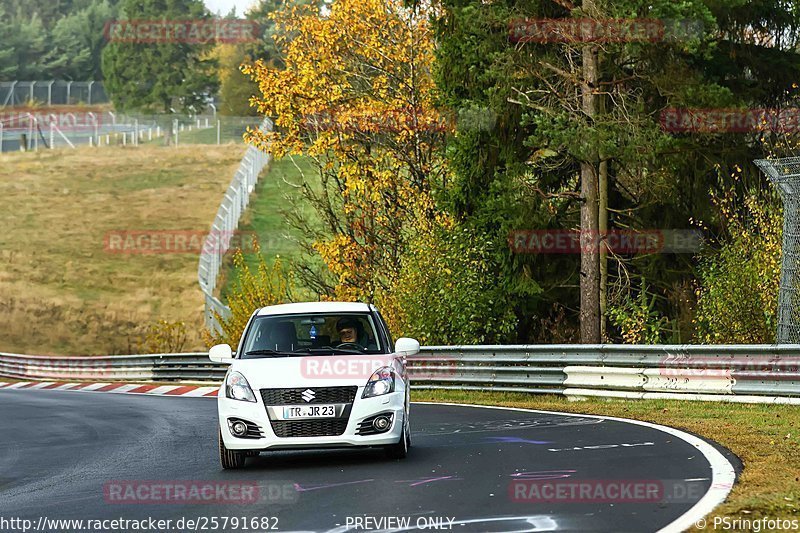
301,389,315,402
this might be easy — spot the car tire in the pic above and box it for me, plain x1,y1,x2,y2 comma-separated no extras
385,413,410,460
219,430,246,469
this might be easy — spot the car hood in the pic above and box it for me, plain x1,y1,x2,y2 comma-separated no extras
230,354,400,389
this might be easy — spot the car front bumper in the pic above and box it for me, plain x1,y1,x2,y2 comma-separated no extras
218,386,406,451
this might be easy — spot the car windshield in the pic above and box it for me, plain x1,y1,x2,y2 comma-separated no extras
240,313,386,358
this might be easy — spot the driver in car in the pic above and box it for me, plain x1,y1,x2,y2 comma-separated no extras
336,317,362,345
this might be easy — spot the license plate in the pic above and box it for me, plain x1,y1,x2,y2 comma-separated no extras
282,404,336,419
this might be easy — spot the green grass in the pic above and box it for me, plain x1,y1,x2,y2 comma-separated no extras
411,390,800,530
219,155,319,300
136,119,262,146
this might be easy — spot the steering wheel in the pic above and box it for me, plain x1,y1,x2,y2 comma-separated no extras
336,342,365,351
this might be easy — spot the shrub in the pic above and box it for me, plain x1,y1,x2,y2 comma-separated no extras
140,320,187,353
693,189,781,343
204,244,293,348
380,218,517,345
607,280,671,344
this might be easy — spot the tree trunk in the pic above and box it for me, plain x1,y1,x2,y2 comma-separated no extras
580,0,601,343
599,159,608,341
580,159,600,343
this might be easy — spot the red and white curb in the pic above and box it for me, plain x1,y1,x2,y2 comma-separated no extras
0,381,219,397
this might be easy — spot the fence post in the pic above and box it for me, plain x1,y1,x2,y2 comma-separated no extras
2,81,17,106
26,115,33,151
49,121,54,149
755,158,800,343
216,120,221,145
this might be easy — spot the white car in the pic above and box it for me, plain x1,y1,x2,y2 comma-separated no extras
209,301,419,469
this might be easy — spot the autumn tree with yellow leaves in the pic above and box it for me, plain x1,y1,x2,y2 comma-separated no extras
244,0,448,305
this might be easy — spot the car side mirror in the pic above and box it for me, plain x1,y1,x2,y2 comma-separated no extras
209,343,235,364
394,337,420,357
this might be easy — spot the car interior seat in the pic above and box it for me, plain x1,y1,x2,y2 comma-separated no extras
270,321,298,352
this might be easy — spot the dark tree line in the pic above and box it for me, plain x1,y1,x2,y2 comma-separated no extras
0,0,120,80
434,0,800,343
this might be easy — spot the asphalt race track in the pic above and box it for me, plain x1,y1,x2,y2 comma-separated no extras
0,390,740,532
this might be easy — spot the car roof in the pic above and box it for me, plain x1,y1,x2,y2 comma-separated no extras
254,301,374,316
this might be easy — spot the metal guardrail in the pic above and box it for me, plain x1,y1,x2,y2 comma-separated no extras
198,117,273,333
2,345,800,403
0,352,226,383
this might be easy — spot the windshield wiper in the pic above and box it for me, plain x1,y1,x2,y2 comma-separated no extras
292,347,364,355
244,349,294,357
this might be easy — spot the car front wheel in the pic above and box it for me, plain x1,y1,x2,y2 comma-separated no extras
385,412,410,460
219,430,246,469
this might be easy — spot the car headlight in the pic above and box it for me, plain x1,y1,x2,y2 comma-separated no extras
225,371,256,402
363,366,395,398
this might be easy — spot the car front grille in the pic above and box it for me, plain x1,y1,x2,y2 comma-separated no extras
260,386,358,405
269,419,349,438
261,386,358,438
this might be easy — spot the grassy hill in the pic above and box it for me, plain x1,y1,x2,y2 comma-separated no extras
0,145,244,355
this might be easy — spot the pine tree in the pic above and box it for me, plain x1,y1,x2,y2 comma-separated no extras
101,0,218,113
434,0,800,342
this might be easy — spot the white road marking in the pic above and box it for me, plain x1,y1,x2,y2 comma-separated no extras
414,402,737,533
144,385,181,395
183,386,219,397
80,383,112,391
